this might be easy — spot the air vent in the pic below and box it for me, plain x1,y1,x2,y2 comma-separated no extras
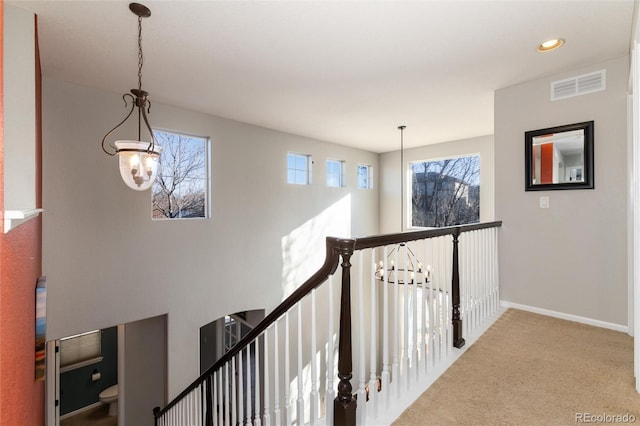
551,70,606,101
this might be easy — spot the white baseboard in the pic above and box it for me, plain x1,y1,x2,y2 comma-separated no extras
59,401,104,420
500,301,629,333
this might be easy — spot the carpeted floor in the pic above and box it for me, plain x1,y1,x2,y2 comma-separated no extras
394,309,639,425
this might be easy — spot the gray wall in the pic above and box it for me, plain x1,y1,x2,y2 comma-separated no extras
42,78,379,396
124,315,167,426
379,134,495,233
495,55,629,326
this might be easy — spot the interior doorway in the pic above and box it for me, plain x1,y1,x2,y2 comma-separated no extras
46,314,167,426
199,309,264,374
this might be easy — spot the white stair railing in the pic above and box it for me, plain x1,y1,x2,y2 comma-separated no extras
154,222,502,426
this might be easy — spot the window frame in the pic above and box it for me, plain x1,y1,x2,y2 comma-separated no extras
151,128,211,220
326,159,346,188
287,152,312,185
409,153,480,229
357,164,373,189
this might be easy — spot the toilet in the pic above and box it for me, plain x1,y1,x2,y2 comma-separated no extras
99,384,118,416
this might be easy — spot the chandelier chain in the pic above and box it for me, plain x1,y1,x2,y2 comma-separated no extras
137,15,143,91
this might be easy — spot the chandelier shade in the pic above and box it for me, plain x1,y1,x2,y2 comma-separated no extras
114,141,162,191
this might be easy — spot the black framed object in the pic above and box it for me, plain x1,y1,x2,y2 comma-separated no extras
525,121,594,191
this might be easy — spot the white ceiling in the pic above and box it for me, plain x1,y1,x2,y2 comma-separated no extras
12,0,635,152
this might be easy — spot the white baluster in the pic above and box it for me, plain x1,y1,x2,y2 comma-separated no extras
403,244,410,390
436,237,443,363
190,393,193,424
382,246,390,408
472,230,477,330
462,232,473,335
254,340,262,426
482,229,488,321
296,303,304,425
225,362,230,426
218,370,224,426
310,289,319,425
285,312,291,426
245,346,252,426
494,228,500,313
233,359,238,426
274,320,281,426
263,329,271,426
429,237,436,369
447,234,453,355
213,372,219,426
419,239,429,374
191,391,195,425
496,228,501,309
393,245,400,397
369,249,379,418
412,243,419,382
325,276,335,426
356,251,367,424
490,228,495,313
198,383,203,426
238,351,244,425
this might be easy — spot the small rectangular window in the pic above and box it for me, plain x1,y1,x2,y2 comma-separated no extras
357,165,372,189
287,153,311,185
327,159,345,187
152,129,209,219
60,330,101,369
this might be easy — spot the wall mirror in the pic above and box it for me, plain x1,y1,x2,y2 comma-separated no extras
525,121,594,191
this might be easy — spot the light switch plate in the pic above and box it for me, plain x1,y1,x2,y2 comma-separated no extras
540,196,549,208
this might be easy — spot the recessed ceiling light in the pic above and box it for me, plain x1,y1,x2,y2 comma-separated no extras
537,38,565,52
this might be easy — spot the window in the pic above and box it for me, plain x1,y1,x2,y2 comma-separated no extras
410,155,480,227
326,159,345,187
287,153,311,185
152,130,209,219
60,330,101,370
357,165,372,189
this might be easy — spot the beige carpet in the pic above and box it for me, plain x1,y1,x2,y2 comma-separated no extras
394,309,639,425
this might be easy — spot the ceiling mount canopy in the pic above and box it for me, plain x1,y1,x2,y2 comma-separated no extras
101,2,161,191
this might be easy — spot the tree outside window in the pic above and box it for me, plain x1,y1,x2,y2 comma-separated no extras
357,165,372,189
410,155,480,227
152,130,208,219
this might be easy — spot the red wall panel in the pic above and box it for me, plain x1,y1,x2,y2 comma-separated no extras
0,218,44,426
540,143,554,184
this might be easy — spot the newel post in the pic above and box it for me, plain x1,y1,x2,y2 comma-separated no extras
452,228,466,349
334,238,357,426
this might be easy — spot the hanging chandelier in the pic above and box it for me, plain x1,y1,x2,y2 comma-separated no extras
375,125,430,285
101,3,162,191
375,243,430,284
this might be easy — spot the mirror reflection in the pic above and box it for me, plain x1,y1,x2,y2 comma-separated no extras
525,121,594,191
531,129,584,185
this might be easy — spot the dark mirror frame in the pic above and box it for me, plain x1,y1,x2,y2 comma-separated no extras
524,121,594,191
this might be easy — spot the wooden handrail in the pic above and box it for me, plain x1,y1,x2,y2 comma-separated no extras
353,221,503,250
